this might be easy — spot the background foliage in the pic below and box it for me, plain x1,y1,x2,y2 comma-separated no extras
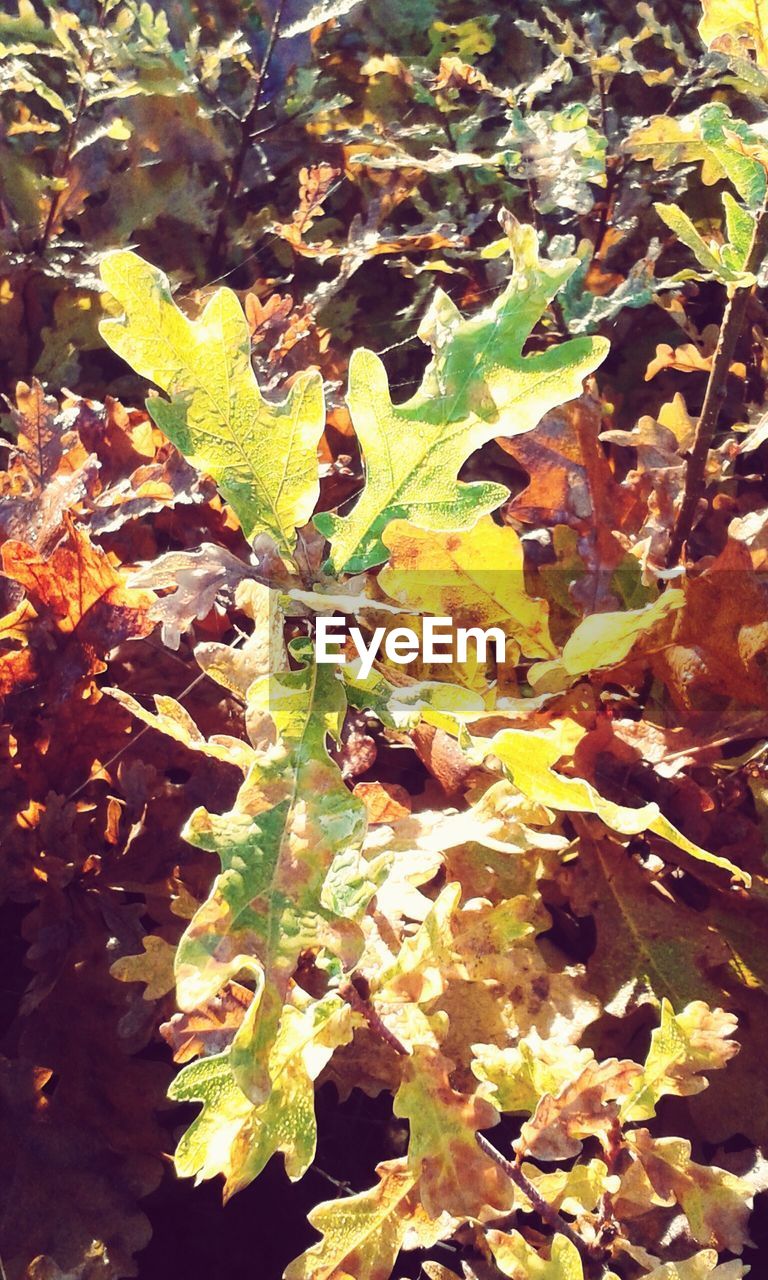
3,1,768,1278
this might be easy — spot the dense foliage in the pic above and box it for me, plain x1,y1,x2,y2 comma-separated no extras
3,1,768,1278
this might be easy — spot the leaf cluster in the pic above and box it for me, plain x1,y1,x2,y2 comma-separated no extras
4,2,768,1280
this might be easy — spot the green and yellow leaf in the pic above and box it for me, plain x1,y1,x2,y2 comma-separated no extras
170,994,351,1197
486,1230,585,1280
175,643,370,1103
315,219,608,572
484,720,750,883
394,1044,511,1216
283,1159,432,1280
100,251,325,555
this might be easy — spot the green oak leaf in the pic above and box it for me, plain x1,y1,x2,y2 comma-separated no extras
472,1037,594,1116
654,200,755,286
99,250,324,556
393,1044,510,1217
629,103,767,211
175,641,370,1104
283,1159,423,1280
721,192,756,274
170,994,352,1197
621,999,738,1123
698,102,767,211
314,218,608,572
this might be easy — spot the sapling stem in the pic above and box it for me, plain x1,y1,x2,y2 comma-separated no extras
667,196,768,565
476,1132,608,1272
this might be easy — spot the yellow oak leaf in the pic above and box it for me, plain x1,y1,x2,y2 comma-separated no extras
485,720,749,883
472,1037,595,1117
621,1129,754,1253
170,994,351,1198
380,518,556,661
100,251,324,556
394,1044,511,1217
639,1253,749,1278
529,590,684,686
699,0,768,69
487,1229,585,1280
110,935,177,1000
104,688,256,771
283,1159,447,1280
621,999,739,1122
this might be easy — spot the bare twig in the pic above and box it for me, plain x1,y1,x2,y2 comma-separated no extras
667,197,768,565
311,1165,356,1195
65,671,209,803
210,0,288,267
476,1133,608,1272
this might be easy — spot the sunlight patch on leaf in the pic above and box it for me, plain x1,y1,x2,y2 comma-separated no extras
100,251,325,556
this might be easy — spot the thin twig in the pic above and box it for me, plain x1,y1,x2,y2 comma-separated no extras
338,979,409,1057
432,107,472,203
210,0,288,267
667,197,768,565
311,1165,356,1195
476,1133,608,1271
65,671,208,803
660,712,768,762
65,625,253,804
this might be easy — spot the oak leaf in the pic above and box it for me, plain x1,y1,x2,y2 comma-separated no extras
516,1056,642,1160
174,644,370,1103
472,1036,595,1117
529,591,684,689
652,540,768,711
106,685,256,769
393,1045,511,1216
379,517,555,661
99,251,325,556
485,720,748,883
170,995,352,1197
486,1229,585,1279
699,0,768,69
639,1256,748,1280
619,1129,754,1253
564,834,731,1015
1,519,153,694
315,218,608,571
110,934,177,1001
283,1158,446,1280
621,999,739,1122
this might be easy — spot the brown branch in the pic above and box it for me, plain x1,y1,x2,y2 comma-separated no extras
476,1133,608,1271
338,979,409,1057
666,197,768,566
432,107,472,204
210,0,288,268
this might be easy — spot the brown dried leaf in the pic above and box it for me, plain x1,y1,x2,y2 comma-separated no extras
517,1057,642,1160
1,519,153,694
